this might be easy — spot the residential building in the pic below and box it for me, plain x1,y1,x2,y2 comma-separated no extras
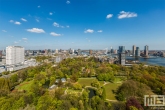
118,46,125,65
132,45,136,56
135,47,140,57
6,46,24,65
89,50,93,55
144,45,149,56
55,49,58,54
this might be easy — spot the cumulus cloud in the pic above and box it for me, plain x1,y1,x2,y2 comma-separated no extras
50,32,61,36
38,5,40,8
2,30,7,32
9,20,14,23
49,12,53,15
84,29,94,33
22,38,28,40
21,18,27,22
118,11,137,19
66,1,70,4
106,14,113,19
53,22,66,28
53,22,60,27
36,19,39,22
26,28,45,33
14,21,21,25
66,25,70,28
97,30,103,33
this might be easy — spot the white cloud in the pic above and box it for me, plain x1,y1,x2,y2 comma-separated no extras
50,32,61,36
14,41,18,44
106,14,113,19
97,30,103,33
14,21,21,25
66,1,70,4
38,5,40,8
22,38,28,40
36,19,39,22
66,25,70,28
118,11,137,19
26,28,45,33
53,22,60,27
2,30,7,32
9,20,14,23
84,29,94,33
53,22,66,28
49,12,53,15
21,18,27,22
60,26,65,28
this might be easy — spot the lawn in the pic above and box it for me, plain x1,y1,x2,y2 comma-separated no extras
78,78,97,86
104,83,122,100
113,76,126,83
15,80,33,92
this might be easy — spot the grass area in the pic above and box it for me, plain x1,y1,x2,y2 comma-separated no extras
78,78,97,86
15,80,33,92
104,83,121,100
77,77,125,100
113,76,126,83
67,88,82,96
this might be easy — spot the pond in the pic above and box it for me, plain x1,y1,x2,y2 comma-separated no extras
88,88,96,98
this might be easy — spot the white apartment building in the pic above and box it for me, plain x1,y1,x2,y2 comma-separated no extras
6,46,24,65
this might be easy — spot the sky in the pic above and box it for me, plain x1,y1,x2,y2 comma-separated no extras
0,0,165,50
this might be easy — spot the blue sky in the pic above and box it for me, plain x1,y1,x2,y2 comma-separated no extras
0,0,165,50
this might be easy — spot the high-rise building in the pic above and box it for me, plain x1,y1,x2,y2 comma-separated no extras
77,49,81,55
132,45,136,56
55,49,58,54
111,48,114,54
114,50,117,54
135,47,140,57
118,46,125,65
144,45,149,56
119,46,125,53
0,51,2,59
89,50,93,55
6,46,24,65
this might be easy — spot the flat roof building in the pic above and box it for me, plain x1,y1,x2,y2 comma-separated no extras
6,46,24,65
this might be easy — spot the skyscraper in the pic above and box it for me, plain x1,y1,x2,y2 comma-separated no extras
118,46,125,65
89,50,93,55
132,45,136,56
6,46,24,65
144,45,149,56
78,49,81,55
119,46,125,53
135,47,140,57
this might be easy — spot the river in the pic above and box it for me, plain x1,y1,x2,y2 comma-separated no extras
126,56,165,66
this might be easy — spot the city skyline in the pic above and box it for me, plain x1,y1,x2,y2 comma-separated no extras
0,0,165,50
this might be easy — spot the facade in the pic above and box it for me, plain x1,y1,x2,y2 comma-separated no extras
78,49,81,55
111,48,114,53
144,45,149,56
0,51,2,58
119,46,125,53
135,47,140,57
118,46,125,65
55,49,58,54
6,46,24,65
89,50,93,55
132,45,136,56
